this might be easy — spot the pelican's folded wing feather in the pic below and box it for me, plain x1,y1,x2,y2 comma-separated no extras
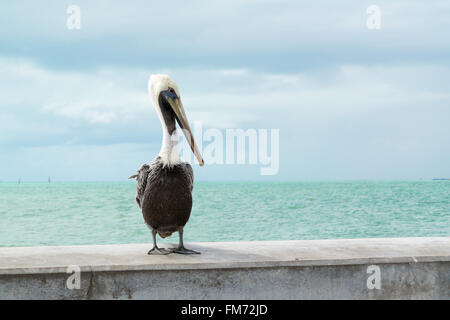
135,164,151,208
183,162,194,192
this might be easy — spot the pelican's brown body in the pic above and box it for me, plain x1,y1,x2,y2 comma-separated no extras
135,157,194,238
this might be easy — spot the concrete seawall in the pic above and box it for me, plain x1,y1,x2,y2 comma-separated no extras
0,237,448,299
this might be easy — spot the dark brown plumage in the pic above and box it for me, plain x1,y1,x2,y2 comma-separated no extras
135,157,193,239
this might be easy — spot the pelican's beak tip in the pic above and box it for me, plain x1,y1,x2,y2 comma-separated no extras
200,160,205,167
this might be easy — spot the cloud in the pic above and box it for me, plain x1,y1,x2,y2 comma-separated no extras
1,54,450,180
1,1,449,71
0,1,449,180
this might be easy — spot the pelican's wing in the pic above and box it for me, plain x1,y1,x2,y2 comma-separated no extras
135,164,151,209
183,162,194,192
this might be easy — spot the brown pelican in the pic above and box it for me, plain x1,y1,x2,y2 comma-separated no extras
129,74,204,255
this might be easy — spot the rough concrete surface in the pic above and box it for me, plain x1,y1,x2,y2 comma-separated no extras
0,237,448,299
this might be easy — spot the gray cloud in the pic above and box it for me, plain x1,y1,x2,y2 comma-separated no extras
1,1,449,71
0,1,449,180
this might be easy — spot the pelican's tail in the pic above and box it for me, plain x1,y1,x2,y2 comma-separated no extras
157,227,176,239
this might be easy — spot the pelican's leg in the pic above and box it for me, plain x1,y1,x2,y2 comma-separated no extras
148,229,171,255
171,227,200,255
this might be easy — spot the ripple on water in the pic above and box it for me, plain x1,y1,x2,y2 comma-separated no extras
0,181,449,246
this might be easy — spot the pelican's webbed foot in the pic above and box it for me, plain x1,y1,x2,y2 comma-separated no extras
147,246,171,255
173,227,201,254
170,246,201,255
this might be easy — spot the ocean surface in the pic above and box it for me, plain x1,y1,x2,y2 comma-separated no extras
0,181,448,247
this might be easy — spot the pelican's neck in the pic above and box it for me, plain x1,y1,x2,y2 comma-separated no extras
159,126,181,167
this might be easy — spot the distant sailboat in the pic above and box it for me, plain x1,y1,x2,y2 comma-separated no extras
18,177,21,184
48,176,51,183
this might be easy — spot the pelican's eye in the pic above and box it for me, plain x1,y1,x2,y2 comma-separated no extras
168,87,175,94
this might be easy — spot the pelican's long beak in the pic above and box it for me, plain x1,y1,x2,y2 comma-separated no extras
161,90,204,166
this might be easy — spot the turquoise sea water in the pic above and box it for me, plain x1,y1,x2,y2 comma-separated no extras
0,181,448,247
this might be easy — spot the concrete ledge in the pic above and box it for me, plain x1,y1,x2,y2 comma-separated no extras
0,237,449,299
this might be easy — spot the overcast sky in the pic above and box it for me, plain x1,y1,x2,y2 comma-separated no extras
0,1,449,181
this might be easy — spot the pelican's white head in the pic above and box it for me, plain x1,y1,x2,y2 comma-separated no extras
148,74,180,111
148,74,204,167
